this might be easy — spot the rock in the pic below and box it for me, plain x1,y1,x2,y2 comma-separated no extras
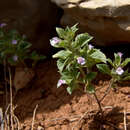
52,0,130,46
14,67,35,91
0,0,62,55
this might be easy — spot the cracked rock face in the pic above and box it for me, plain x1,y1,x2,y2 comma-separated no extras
0,0,61,54
52,0,130,46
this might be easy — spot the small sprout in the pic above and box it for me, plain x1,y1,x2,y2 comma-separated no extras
116,67,124,75
50,37,60,46
12,40,17,45
77,57,86,65
12,55,18,61
57,79,66,87
0,23,7,28
88,44,94,50
117,52,123,58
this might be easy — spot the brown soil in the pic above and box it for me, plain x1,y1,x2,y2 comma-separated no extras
2,60,130,130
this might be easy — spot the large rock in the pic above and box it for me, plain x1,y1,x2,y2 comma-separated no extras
52,0,130,46
0,0,62,54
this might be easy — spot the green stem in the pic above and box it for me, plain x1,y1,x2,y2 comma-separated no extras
79,67,86,78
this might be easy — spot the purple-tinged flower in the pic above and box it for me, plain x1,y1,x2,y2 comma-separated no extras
57,79,66,87
12,40,17,45
116,67,124,75
117,52,123,58
0,23,7,28
77,57,86,65
50,37,60,46
88,44,94,50
12,55,18,61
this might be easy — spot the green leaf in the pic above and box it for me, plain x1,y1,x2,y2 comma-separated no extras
121,58,130,67
60,71,73,84
53,50,72,59
90,50,107,63
114,53,121,67
57,59,65,72
122,76,130,81
66,81,78,95
74,33,93,48
54,40,68,48
70,23,78,33
86,72,97,81
17,41,32,50
86,83,95,94
67,87,73,95
96,64,111,75
107,58,114,67
56,27,66,39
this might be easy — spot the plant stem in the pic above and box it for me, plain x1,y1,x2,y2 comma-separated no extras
31,104,38,130
8,67,14,130
100,79,114,102
93,93,103,117
79,67,86,78
4,59,8,108
80,67,103,116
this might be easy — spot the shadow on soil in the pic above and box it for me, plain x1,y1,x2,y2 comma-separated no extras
88,107,130,130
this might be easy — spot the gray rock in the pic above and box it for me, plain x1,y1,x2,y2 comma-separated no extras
52,0,130,46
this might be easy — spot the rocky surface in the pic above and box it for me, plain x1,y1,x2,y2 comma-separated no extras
0,0,62,54
52,0,130,46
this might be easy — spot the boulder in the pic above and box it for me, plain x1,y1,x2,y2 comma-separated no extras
52,0,130,46
0,0,62,54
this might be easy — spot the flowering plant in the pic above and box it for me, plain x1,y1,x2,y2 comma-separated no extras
51,24,130,116
51,24,107,95
97,52,130,87
0,23,45,67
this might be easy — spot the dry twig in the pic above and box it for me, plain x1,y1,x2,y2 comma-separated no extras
124,110,127,130
31,104,38,130
9,67,14,130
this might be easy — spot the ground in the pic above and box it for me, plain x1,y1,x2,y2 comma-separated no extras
3,59,129,130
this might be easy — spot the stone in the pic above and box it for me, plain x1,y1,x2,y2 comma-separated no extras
14,67,35,91
52,0,130,46
0,0,62,55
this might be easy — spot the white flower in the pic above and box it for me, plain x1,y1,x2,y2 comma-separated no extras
116,67,124,75
77,57,85,65
50,37,60,46
12,40,17,45
88,44,94,50
117,52,123,58
12,55,18,61
57,79,66,87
